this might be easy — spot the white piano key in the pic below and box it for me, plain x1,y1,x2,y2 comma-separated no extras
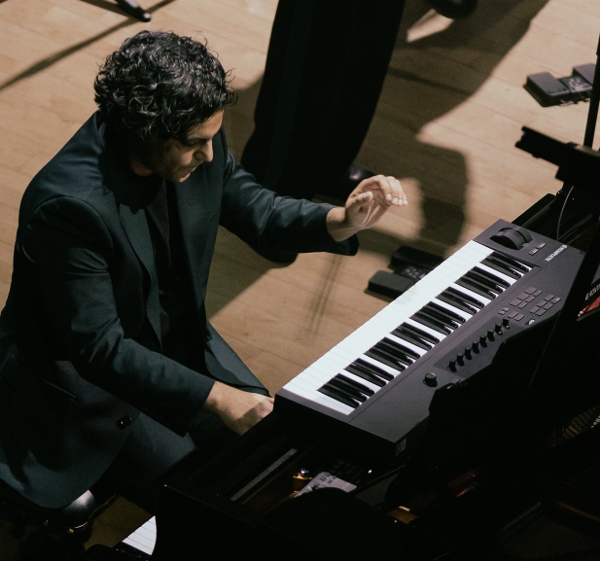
122,516,157,556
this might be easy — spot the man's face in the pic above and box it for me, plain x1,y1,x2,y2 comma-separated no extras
134,110,224,183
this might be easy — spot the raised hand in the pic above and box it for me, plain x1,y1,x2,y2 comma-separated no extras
326,175,407,242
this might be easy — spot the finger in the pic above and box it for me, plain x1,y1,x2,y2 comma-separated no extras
347,190,375,213
359,175,407,206
379,176,407,206
390,178,408,206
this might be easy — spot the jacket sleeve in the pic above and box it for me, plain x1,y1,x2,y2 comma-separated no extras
217,134,358,256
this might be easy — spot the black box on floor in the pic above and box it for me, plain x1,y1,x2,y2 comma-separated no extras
368,270,415,299
390,245,444,271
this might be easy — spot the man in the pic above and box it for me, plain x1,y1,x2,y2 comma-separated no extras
0,30,407,514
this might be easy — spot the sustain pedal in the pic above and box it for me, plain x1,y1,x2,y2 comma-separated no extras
369,245,443,299
368,270,416,298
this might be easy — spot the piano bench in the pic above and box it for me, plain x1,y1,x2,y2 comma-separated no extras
0,482,117,560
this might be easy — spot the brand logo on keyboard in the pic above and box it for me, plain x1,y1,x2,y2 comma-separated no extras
544,244,567,262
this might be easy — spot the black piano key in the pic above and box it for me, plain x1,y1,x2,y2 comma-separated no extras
400,323,441,344
350,358,395,381
419,305,461,330
428,301,467,324
327,379,368,403
318,384,361,408
345,359,392,386
482,254,527,279
490,251,529,273
365,345,409,372
481,258,521,279
455,276,497,299
436,289,479,315
399,323,440,345
392,324,434,350
446,286,485,309
412,311,452,335
326,380,368,404
373,341,414,366
472,266,511,288
332,374,375,398
463,270,503,295
365,338,418,372
381,337,420,361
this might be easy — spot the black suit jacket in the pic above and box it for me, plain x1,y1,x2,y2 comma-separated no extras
0,113,357,508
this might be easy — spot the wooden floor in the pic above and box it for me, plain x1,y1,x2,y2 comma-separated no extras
1,0,599,557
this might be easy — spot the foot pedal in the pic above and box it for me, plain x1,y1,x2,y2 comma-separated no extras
368,270,416,298
390,245,444,271
369,245,443,299
525,63,595,106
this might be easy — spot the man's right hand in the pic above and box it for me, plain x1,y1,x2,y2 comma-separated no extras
203,380,274,435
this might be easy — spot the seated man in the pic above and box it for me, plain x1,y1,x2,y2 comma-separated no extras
0,30,407,514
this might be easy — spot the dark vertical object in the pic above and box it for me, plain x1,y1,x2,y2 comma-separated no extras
528,34,600,422
115,0,151,22
241,0,406,199
583,36,600,148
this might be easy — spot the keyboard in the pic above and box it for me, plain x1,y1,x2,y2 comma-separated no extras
275,220,584,459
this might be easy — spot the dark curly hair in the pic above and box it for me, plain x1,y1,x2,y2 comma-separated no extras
94,30,237,145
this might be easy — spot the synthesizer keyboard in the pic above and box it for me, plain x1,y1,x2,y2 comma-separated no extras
275,220,584,459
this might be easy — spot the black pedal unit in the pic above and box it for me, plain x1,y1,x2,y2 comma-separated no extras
390,245,444,271
525,63,595,107
369,246,443,299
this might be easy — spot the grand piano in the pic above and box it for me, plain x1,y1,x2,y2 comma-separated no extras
87,127,600,561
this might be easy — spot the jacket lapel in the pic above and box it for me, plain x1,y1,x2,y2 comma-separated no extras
175,180,206,281
119,204,162,345
99,122,163,346
173,170,217,317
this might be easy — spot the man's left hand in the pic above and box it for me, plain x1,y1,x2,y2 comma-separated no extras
326,175,407,242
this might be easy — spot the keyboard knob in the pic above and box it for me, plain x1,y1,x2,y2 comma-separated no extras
457,352,464,366
424,372,438,387
487,329,495,341
480,334,488,347
464,346,472,360
503,318,510,329
495,323,503,335
448,359,457,372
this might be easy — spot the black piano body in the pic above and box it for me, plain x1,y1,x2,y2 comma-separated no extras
116,408,600,561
